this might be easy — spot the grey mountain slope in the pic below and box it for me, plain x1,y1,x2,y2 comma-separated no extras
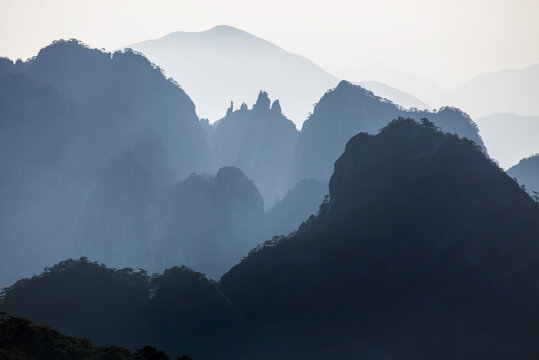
209,92,299,205
507,154,539,199
475,113,539,169
126,25,339,125
359,80,429,110
289,81,485,187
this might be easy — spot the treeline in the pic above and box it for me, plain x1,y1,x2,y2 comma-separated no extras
1,258,239,359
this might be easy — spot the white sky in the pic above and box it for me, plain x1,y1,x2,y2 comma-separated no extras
1,0,538,88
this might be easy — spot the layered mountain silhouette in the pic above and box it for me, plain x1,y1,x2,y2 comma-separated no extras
4,119,538,359
78,161,264,279
507,154,539,200
475,113,539,168
220,118,539,359
289,80,485,186
126,25,339,124
209,91,299,204
0,40,210,287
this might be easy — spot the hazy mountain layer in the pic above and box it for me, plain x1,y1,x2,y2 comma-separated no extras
0,40,211,287
290,80,485,186
209,91,299,204
438,64,539,118
475,113,539,168
126,25,339,124
221,118,539,359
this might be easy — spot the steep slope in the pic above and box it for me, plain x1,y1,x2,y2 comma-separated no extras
475,113,539,168
158,167,265,278
221,118,539,359
359,80,429,110
264,178,328,237
210,91,299,204
439,64,539,118
507,154,539,199
0,40,210,288
290,80,485,185
126,25,339,124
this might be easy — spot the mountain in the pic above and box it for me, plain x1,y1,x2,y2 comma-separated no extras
507,154,539,199
264,178,328,238
77,163,264,279
332,63,445,103
220,118,539,359
358,80,429,110
438,64,539,118
4,119,539,359
290,80,485,185
126,25,339,124
475,113,539,169
1,258,235,359
0,40,210,288
158,167,265,278
209,91,299,204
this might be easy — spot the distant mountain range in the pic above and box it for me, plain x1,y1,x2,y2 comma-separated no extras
475,113,539,169
438,64,539,119
126,25,339,124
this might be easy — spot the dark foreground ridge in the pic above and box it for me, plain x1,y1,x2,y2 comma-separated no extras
2,118,539,359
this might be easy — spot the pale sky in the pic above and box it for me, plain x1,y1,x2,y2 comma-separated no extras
1,0,538,88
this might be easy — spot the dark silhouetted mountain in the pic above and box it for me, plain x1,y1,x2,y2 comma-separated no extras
264,178,327,237
159,167,264,278
0,316,127,360
0,316,178,360
1,258,235,359
0,40,211,287
359,80,429,110
290,80,485,185
220,118,539,359
209,91,299,204
475,113,539,169
507,154,539,199
438,64,539,118
126,25,339,124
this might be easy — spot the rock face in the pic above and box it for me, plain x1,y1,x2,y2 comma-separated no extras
220,118,539,359
290,80,485,187
210,91,299,205
507,154,539,199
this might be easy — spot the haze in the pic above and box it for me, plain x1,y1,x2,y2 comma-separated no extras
1,0,538,89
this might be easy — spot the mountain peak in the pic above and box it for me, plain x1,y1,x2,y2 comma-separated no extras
253,90,271,111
